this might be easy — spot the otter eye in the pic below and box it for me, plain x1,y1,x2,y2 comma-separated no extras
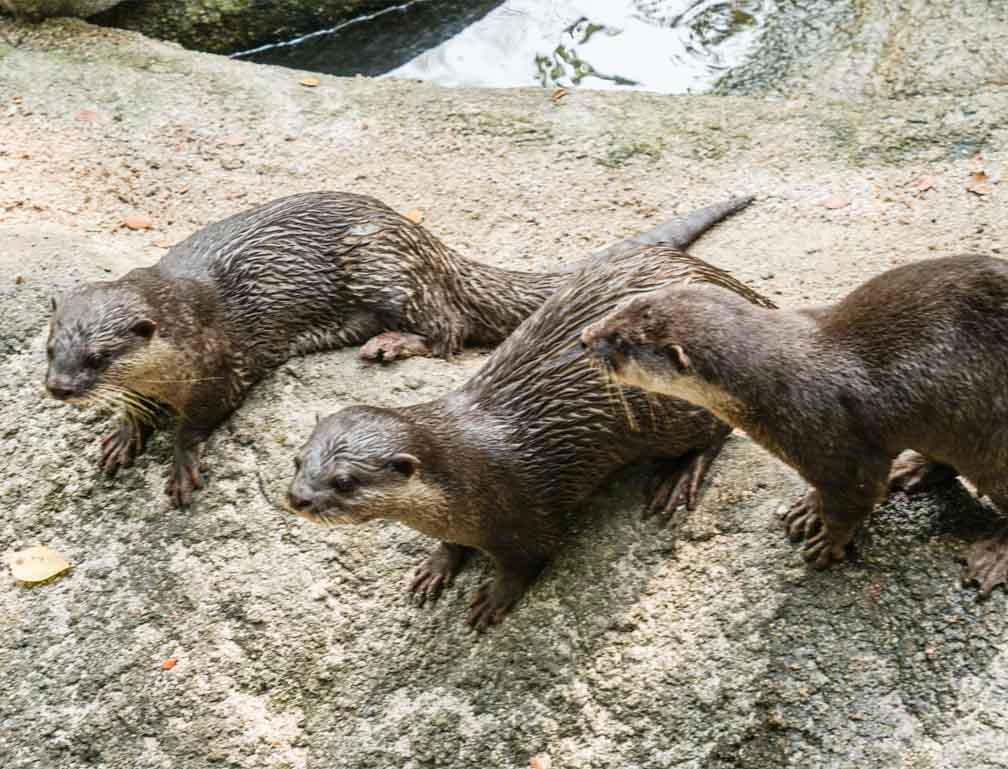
84,351,105,369
331,476,356,493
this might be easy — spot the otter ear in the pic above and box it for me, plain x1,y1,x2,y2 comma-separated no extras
131,319,157,339
387,453,420,478
669,344,692,373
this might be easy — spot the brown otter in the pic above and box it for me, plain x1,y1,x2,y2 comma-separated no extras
284,224,775,629
580,254,1008,596
45,191,754,508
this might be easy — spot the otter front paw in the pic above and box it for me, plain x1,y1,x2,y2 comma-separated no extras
100,417,149,477
360,331,431,363
410,543,468,607
963,528,1008,597
783,494,823,543
466,580,521,631
165,447,205,508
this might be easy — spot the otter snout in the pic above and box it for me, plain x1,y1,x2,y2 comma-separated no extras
45,374,82,401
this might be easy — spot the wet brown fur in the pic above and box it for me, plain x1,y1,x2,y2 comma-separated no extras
286,203,774,629
582,254,1008,595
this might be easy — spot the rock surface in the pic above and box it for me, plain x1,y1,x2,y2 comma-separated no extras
0,16,1006,769
0,0,120,18
91,0,436,55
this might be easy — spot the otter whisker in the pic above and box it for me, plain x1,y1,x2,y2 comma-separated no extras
131,376,226,384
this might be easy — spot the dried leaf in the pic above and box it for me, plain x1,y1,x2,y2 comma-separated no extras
75,108,98,122
15,275,24,284
530,755,552,769
551,87,568,103
966,171,993,196
300,76,321,88
914,176,934,193
123,214,153,231
220,134,247,147
151,240,173,249
161,657,177,670
8,545,71,584
404,208,424,224
823,194,850,210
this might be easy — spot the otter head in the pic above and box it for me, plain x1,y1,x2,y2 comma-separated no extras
285,406,431,527
580,291,694,396
45,284,158,404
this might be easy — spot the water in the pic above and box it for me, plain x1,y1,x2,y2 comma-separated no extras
235,0,775,94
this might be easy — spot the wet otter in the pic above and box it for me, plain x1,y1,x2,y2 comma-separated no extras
285,213,775,629
581,254,1008,595
45,191,753,508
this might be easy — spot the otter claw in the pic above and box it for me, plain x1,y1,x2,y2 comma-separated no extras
99,418,148,477
165,454,205,509
466,582,510,631
360,331,431,363
410,571,445,607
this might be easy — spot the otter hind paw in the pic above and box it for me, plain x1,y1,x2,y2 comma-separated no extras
359,331,431,363
963,528,1008,597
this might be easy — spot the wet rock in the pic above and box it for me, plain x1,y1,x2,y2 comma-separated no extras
0,0,120,18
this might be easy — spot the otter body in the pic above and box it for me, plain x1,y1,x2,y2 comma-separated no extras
286,201,773,629
45,192,750,507
582,254,1008,594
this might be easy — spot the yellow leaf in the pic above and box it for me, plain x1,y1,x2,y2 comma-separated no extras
404,208,424,224
300,76,321,88
8,545,71,584
123,214,153,231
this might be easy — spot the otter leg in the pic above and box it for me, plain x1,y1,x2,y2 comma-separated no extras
467,554,547,631
410,543,472,606
100,410,156,476
786,479,885,570
648,429,730,519
889,450,959,494
166,433,206,509
359,331,432,363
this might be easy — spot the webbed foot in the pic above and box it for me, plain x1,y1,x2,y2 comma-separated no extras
647,433,728,520
100,415,153,477
466,564,543,631
410,543,469,607
889,451,958,495
783,492,847,569
165,444,204,509
360,331,431,363
963,527,1008,597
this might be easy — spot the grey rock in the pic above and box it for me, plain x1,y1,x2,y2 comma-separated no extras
0,14,1006,769
0,0,121,18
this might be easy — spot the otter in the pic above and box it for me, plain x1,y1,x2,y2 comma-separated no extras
285,222,775,629
580,254,1008,596
45,191,754,508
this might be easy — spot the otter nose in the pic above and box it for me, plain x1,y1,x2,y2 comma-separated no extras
46,379,77,401
286,491,312,512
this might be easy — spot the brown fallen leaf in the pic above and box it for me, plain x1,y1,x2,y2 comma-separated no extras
123,214,153,231
151,240,174,249
823,194,850,210
75,108,98,122
300,76,321,88
914,176,934,193
220,134,247,147
530,755,552,769
966,171,993,196
8,545,71,584
404,208,424,224
551,87,568,103
161,657,177,670
15,275,24,284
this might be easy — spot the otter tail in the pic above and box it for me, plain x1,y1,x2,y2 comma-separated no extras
566,195,755,271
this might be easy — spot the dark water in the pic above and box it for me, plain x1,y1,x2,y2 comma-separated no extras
235,0,775,94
